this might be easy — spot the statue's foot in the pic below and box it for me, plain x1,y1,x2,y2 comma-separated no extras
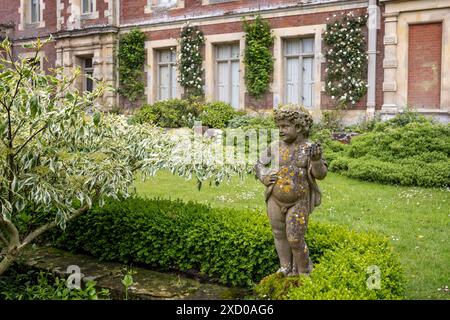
276,266,292,276
288,260,313,277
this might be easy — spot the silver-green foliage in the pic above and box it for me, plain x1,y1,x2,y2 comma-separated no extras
0,38,250,275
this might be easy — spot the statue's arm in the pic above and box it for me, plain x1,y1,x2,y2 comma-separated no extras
310,158,328,180
255,145,276,186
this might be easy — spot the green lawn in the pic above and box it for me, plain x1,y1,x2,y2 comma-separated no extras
134,170,450,300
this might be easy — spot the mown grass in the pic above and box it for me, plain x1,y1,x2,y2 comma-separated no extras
134,170,449,300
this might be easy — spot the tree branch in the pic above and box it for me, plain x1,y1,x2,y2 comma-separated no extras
0,231,8,247
19,204,89,250
0,218,20,248
13,124,48,158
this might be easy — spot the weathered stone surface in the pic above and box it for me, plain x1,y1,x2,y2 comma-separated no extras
20,246,248,300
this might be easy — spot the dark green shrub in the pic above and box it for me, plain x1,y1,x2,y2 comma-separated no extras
49,197,405,296
255,222,405,300
243,15,274,98
131,99,202,128
200,101,237,128
118,29,146,103
329,120,450,187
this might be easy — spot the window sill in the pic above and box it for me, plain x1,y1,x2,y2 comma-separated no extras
25,22,42,28
145,1,185,14
81,12,99,20
202,0,236,5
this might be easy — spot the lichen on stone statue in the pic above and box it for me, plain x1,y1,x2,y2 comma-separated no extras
255,105,327,276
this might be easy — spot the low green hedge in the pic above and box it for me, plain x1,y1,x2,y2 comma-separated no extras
255,223,405,300
48,197,405,299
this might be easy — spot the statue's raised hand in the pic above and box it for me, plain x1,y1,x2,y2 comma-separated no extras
263,173,278,187
309,142,323,162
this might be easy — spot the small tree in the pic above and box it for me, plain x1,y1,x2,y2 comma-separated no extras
0,38,173,275
0,39,251,276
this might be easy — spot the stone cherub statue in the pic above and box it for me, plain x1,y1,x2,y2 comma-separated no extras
255,105,327,276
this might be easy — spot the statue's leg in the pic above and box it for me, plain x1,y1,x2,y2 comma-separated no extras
267,197,292,275
286,202,312,275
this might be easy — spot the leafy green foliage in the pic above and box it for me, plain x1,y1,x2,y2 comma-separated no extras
324,12,368,107
179,23,205,98
0,38,251,277
330,120,450,187
255,223,405,300
118,29,146,103
243,15,274,98
0,266,110,300
49,197,405,295
200,101,237,128
131,99,202,128
227,112,276,130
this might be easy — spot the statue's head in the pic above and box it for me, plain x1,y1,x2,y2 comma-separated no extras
274,105,313,142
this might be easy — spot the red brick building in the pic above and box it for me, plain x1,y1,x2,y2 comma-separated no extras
1,0,449,123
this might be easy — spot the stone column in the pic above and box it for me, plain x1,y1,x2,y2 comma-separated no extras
381,11,399,119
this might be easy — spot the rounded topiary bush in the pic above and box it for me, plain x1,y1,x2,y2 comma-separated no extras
200,101,237,128
256,224,405,300
48,197,405,298
131,99,202,128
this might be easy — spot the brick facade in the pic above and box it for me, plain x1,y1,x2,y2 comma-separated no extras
408,23,442,109
0,0,448,122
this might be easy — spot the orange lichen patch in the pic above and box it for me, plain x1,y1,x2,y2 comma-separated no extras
281,148,290,161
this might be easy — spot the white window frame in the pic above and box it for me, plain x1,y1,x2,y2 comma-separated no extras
20,0,45,29
283,37,315,108
214,43,240,109
202,0,236,5
145,0,185,14
82,0,94,14
156,48,178,101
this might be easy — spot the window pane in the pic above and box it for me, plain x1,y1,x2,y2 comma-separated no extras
31,0,39,23
159,65,170,100
216,45,230,59
231,44,240,59
85,72,94,92
231,60,240,109
82,0,89,13
302,57,314,107
285,39,301,55
286,57,299,104
217,61,229,102
303,38,314,54
171,64,177,98
85,58,93,69
159,50,171,63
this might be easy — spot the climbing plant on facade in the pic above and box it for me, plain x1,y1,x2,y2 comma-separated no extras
118,28,146,103
178,22,205,98
324,12,368,108
243,15,274,99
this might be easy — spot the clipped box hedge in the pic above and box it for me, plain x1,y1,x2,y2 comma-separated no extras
49,197,405,299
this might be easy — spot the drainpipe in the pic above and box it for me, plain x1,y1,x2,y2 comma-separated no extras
115,0,121,108
366,0,380,121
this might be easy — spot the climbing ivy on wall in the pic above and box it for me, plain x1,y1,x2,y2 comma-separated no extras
243,15,274,99
324,12,369,108
178,22,205,98
118,28,146,103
